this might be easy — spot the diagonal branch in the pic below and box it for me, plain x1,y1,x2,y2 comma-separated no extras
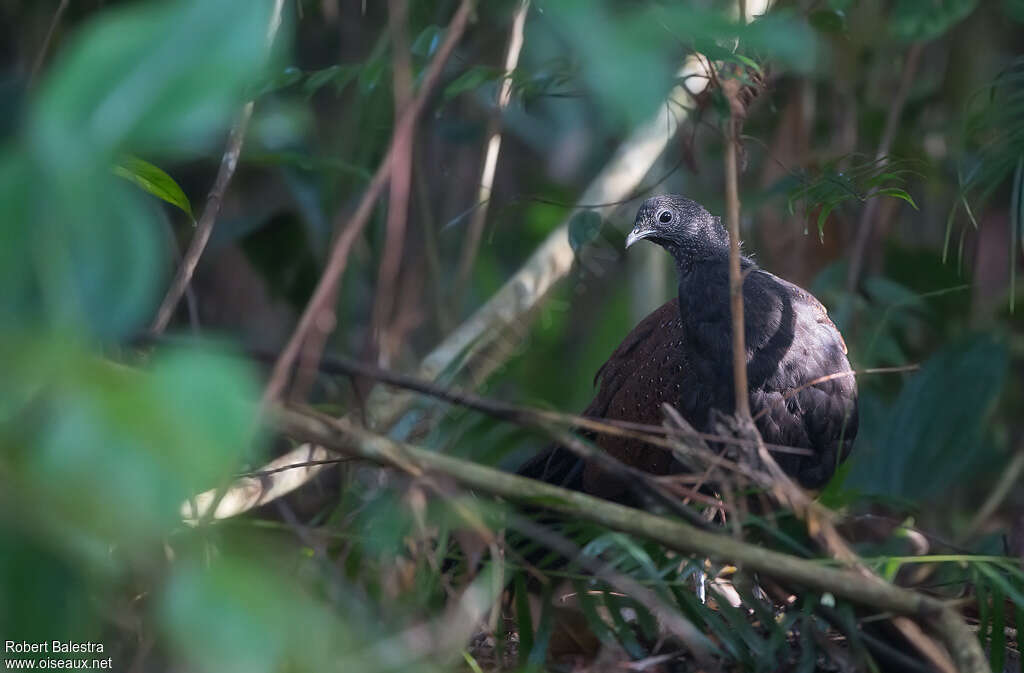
274,405,987,673
262,0,476,404
150,0,287,334
453,0,530,309
845,43,924,295
197,68,696,519
367,0,416,368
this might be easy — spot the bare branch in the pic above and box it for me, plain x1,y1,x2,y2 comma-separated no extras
197,67,696,520
722,83,750,421
368,76,697,429
262,0,476,403
273,405,988,673
368,0,416,367
453,0,530,307
845,43,924,294
150,0,288,334
28,0,69,88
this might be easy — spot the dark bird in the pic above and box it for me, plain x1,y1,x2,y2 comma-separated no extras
520,195,857,502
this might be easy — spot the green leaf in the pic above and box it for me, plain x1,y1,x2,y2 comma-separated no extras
568,210,603,254
30,0,278,163
253,65,303,97
113,155,194,219
513,573,534,668
444,65,502,102
844,335,1008,499
877,187,919,209
160,559,357,673
2,339,260,557
303,64,359,97
410,25,444,59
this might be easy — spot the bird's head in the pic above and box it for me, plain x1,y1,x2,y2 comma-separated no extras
625,195,729,261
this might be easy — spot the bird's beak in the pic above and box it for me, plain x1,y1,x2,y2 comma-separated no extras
625,227,652,249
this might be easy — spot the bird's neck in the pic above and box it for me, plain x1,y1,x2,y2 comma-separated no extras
674,254,756,338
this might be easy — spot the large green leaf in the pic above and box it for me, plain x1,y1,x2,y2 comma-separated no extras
842,334,1007,500
3,0,280,338
29,0,278,165
160,559,356,673
2,340,260,558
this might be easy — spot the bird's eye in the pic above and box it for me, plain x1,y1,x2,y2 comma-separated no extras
658,210,672,224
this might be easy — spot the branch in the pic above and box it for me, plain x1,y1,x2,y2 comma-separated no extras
453,0,530,307
28,0,69,88
262,0,476,403
197,67,697,520
845,43,924,294
150,0,287,334
368,0,416,368
367,75,697,429
273,405,987,673
509,515,714,667
722,81,750,421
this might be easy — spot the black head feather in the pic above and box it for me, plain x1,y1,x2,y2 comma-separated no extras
626,194,730,263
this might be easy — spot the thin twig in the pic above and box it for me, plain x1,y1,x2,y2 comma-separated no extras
964,443,1024,540
196,68,697,518
28,0,69,88
845,43,924,294
150,0,288,334
368,0,416,367
509,515,715,668
453,0,530,308
262,0,476,404
750,364,919,422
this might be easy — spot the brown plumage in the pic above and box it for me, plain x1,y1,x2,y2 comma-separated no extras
519,195,857,503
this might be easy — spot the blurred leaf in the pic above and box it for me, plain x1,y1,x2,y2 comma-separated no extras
544,2,815,128
303,64,360,97
253,65,303,97
444,65,502,102
410,25,444,59
0,163,165,337
843,334,1008,499
3,341,260,554
359,56,389,95
1005,0,1024,21
863,276,928,311
891,0,978,40
0,531,93,642
568,210,603,254
113,155,194,219
160,559,353,673
30,0,277,162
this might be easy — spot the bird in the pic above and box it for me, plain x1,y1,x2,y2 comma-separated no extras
519,195,857,502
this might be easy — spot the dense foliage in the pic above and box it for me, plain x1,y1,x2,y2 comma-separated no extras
1,0,1022,671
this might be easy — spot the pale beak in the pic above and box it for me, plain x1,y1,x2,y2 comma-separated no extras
625,227,652,249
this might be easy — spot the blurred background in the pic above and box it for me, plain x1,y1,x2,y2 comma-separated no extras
2,0,1023,671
